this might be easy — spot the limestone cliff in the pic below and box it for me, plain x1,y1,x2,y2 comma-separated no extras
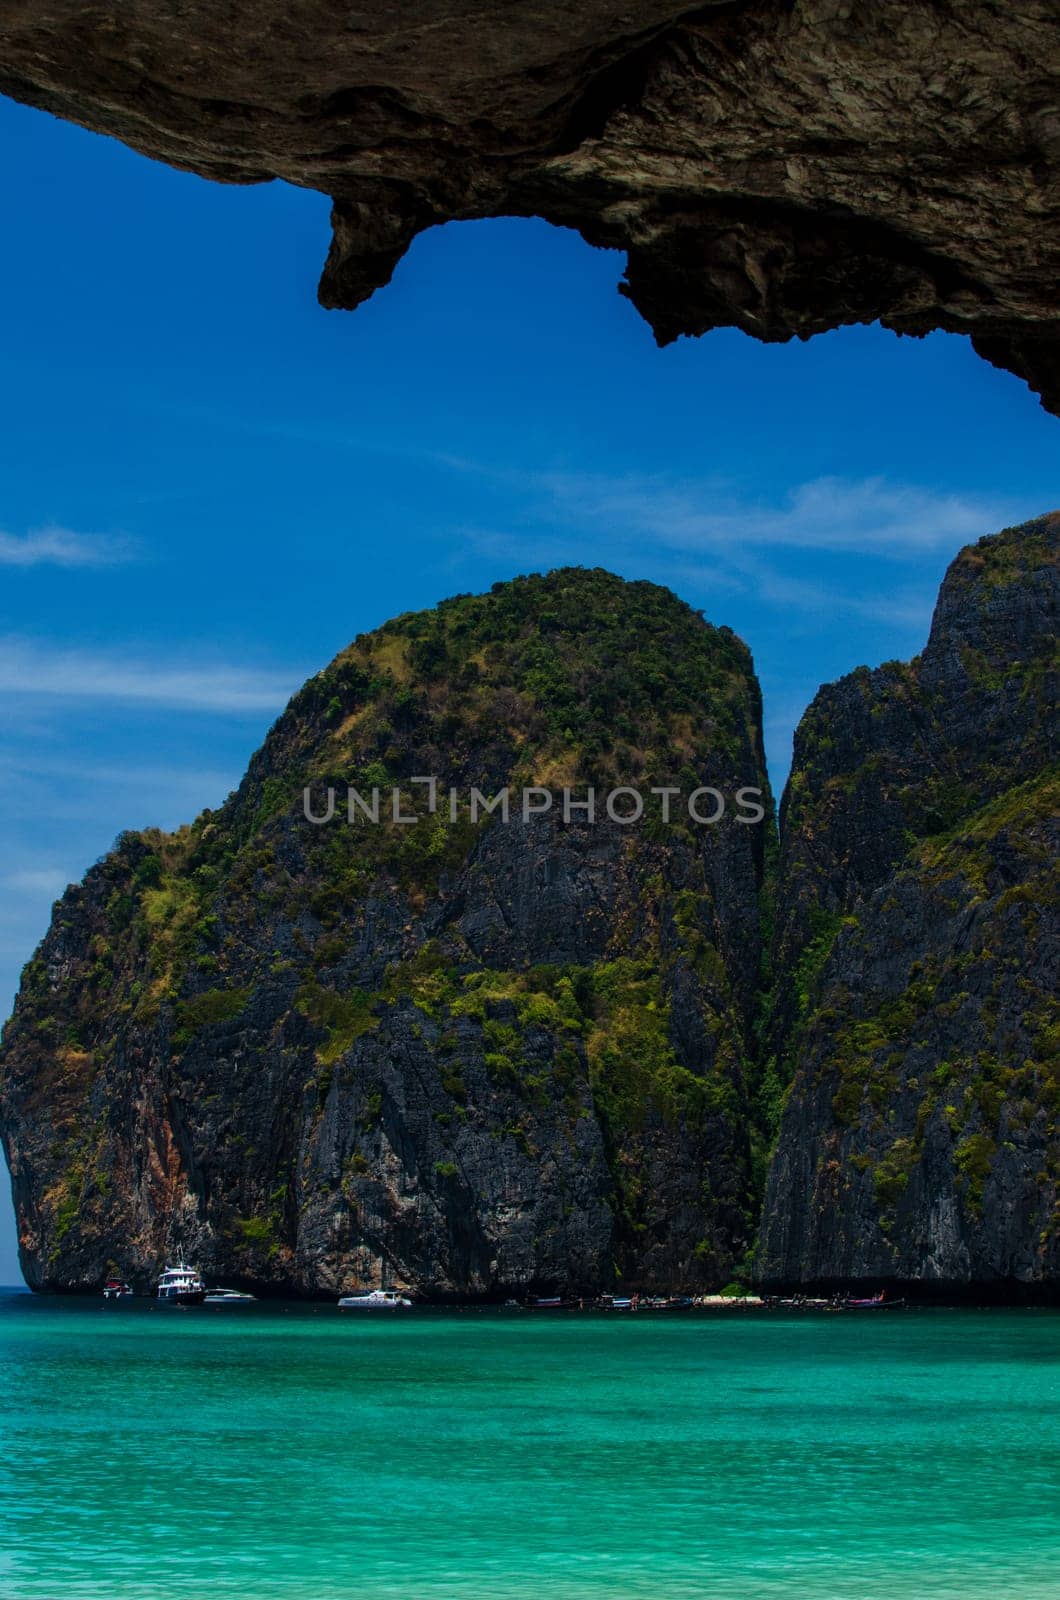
4,521,1057,1299
0,569,772,1295
758,514,1059,1294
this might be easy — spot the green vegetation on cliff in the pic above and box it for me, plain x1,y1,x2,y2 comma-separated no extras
758,514,1059,1287
0,566,772,1296
3,517,1056,1298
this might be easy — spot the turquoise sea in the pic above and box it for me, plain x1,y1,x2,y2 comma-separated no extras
1,1293,1058,1599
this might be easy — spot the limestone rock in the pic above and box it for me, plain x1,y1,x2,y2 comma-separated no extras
758,514,1060,1293
0,3,1057,407
0,568,771,1296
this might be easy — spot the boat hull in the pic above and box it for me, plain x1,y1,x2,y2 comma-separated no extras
337,1295,412,1310
337,1303,411,1311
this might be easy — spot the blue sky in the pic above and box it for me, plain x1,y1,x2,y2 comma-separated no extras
0,93,1057,1282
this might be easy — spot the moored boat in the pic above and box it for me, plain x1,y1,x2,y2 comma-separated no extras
337,1288,412,1310
761,1290,905,1311
765,1296,832,1310
596,1293,695,1310
835,1292,905,1311
157,1263,206,1304
102,1278,133,1300
203,1287,256,1303
694,1294,764,1307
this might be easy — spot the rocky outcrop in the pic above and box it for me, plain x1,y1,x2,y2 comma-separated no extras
758,514,1059,1294
1,3,1058,409
4,522,1057,1299
0,569,773,1296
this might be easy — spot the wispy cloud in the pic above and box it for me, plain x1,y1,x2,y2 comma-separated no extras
0,753,240,828
673,550,935,630
449,469,1024,637
0,526,136,568
0,639,300,713
0,754,237,792
526,471,1018,558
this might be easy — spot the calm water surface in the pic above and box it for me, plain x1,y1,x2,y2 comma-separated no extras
1,1294,1058,1599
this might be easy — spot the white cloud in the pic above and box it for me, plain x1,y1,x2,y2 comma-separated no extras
452,470,1016,640
0,639,299,713
533,471,1018,557
0,526,136,568
0,755,237,793
681,549,936,630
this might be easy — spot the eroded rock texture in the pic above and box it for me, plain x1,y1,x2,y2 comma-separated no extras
1,2,1058,408
759,514,1059,1294
3,521,1058,1298
0,570,772,1296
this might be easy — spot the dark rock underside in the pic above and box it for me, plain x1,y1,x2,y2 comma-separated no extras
0,1,1058,409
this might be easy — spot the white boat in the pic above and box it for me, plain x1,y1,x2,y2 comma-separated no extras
102,1278,133,1300
337,1288,412,1310
157,1263,205,1304
203,1287,256,1303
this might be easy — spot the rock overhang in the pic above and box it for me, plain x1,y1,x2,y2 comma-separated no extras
0,1,1057,410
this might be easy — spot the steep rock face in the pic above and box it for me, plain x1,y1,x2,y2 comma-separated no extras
1,3,1058,409
0,569,772,1296
759,515,1059,1291
5,525,1057,1298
